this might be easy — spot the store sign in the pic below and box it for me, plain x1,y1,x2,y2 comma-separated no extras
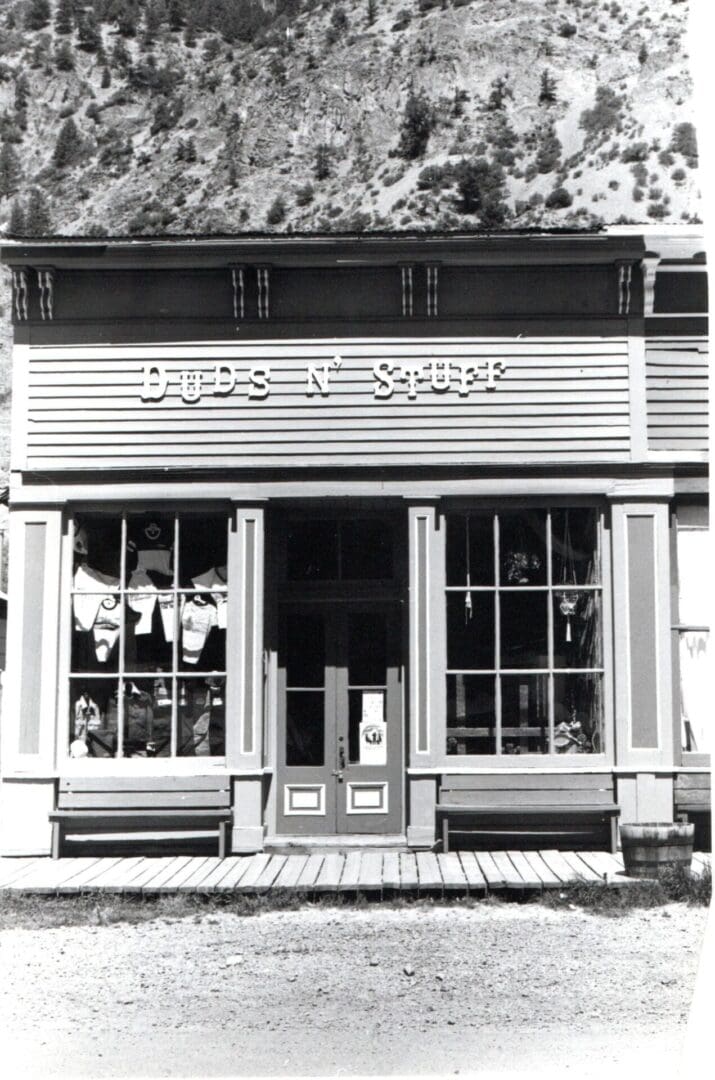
139,356,506,404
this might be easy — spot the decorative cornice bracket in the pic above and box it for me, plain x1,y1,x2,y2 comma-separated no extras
36,266,55,320
11,267,29,321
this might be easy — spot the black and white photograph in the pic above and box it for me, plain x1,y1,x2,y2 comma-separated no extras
0,1,711,1077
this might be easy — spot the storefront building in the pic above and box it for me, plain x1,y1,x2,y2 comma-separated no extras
0,229,708,855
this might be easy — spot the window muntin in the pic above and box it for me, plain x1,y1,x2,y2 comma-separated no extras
677,525,710,754
445,508,603,757
69,512,228,760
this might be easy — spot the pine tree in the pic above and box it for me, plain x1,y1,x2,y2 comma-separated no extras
538,70,557,106
169,0,186,31
25,188,52,236
78,11,102,52
112,37,131,70
9,199,26,235
14,74,30,113
396,90,434,160
101,66,112,88
0,142,21,197
55,0,75,35
25,0,51,31
55,40,75,72
314,142,331,180
52,117,82,169
366,0,377,25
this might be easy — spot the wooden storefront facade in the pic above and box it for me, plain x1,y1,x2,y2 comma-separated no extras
0,230,709,855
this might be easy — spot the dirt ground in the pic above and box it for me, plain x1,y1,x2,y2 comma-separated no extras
0,899,710,1078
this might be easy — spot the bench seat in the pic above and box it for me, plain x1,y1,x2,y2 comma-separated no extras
674,773,711,825
49,777,232,859
438,774,620,853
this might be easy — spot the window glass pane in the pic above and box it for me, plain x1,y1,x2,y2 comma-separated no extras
71,596,121,673
500,592,548,668
677,529,711,626
285,611,324,687
553,673,603,754
122,678,159,758
552,592,602,668
680,630,710,753
286,691,325,766
348,612,387,685
125,592,174,673
447,592,494,670
446,514,494,586
447,674,496,755
126,513,174,582
501,675,549,754
69,678,118,758
177,676,225,757
179,514,228,588
500,511,547,586
341,519,393,580
552,508,599,586
74,516,122,578
287,520,339,580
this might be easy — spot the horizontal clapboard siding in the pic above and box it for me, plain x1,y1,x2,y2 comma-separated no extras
24,338,631,470
646,340,709,452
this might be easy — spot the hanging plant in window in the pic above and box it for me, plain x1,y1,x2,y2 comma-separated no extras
556,511,578,642
504,519,542,584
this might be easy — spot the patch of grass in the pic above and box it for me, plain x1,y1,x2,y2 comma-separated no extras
541,864,711,916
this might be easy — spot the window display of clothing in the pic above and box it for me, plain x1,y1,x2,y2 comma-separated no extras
128,520,174,577
192,565,228,629
126,569,158,635
73,691,101,739
73,563,120,631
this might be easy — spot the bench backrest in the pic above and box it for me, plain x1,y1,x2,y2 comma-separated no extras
674,773,711,809
58,776,231,811
439,773,616,807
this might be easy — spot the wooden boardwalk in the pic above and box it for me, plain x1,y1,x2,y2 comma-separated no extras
0,850,710,896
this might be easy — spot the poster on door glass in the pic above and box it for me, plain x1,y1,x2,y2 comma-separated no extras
360,691,386,765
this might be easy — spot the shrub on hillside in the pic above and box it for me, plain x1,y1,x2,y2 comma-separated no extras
558,22,577,37
326,5,349,45
416,163,455,191
295,183,314,206
52,117,82,169
454,157,507,226
579,85,622,140
314,143,332,180
535,125,562,173
545,186,573,208
671,167,686,183
647,202,668,220
620,141,649,163
538,70,557,106
669,122,697,166
25,0,51,31
54,41,74,71
266,195,287,225
396,90,434,160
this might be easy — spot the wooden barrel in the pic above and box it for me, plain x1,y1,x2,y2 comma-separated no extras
620,823,694,878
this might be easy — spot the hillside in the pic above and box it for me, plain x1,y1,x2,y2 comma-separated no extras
0,0,703,479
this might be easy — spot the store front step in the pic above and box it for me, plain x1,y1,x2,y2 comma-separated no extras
263,834,408,854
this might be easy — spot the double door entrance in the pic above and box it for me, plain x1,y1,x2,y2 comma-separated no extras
275,602,403,835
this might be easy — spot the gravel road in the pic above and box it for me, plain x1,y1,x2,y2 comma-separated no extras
0,900,708,1077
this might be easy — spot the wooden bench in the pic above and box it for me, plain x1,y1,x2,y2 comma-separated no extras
49,777,232,859
674,773,711,824
438,774,620,854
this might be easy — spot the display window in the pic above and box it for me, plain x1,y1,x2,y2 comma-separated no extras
68,511,228,759
676,523,710,755
445,507,604,757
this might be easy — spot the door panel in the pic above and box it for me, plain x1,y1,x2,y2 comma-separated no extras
275,602,403,836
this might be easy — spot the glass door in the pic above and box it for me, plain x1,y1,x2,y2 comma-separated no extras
275,602,402,835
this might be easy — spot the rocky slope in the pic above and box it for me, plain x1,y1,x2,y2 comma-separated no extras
0,0,703,480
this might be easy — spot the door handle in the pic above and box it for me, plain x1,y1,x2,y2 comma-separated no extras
338,745,346,770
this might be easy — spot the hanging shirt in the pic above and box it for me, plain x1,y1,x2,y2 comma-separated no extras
126,569,157,636
92,595,121,662
73,563,120,631
128,519,174,577
181,597,217,664
73,692,101,739
192,566,228,630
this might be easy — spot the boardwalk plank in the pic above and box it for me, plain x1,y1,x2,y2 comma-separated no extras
491,850,526,889
398,852,419,890
0,858,39,888
560,851,602,883
213,857,254,892
79,855,147,892
273,854,308,891
178,857,225,890
295,853,324,891
473,852,506,889
524,851,561,885
236,853,273,893
155,855,203,891
416,851,442,891
314,853,344,893
537,849,580,884
457,851,487,893
64,857,125,892
140,856,195,892
382,851,401,890
437,852,468,890
577,851,616,883
338,851,361,891
358,852,384,893
130,857,192,893
250,854,287,893
506,850,544,889
5,857,92,893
